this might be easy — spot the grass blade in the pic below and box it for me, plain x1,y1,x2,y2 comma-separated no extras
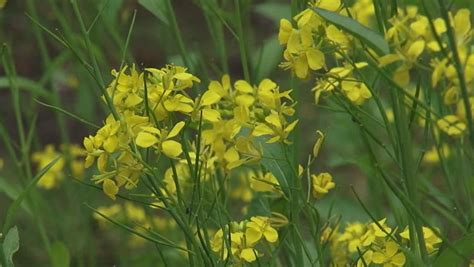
2,156,61,234
34,99,100,129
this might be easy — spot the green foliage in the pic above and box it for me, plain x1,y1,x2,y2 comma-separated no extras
50,241,70,267
312,7,390,54
1,226,19,267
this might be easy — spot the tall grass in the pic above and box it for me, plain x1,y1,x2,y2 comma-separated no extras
1,0,474,266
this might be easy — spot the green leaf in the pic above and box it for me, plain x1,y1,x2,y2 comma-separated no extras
85,203,192,253
258,139,294,197
50,241,70,267
254,3,291,22
312,7,390,55
0,177,32,216
434,232,474,267
0,76,50,97
99,0,123,24
2,226,19,267
34,99,100,129
252,35,283,81
138,0,169,25
2,157,61,234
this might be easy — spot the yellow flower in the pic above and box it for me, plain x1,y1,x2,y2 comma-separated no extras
337,222,367,253
250,171,281,195
280,25,326,79
341,80,372,105
230,232,259,263
253,111,298,144
456,97,474,121
278,19,294,45
361,218,392,247
437,115,466,137
311,172,335,199
107,65,145,113
294,0,341,29
163,94,194,114
135,121,185,158
452,9,472,47
103,178,119,200
202,119,241,158
245,216,279,245
124,202,147,223
372,240,406,267
378,40,425,87
356,249,374,267
423,145,450,164
94,115,122,153
400,226,442,253
350,0,375,26
32,145,65,189
313,62,369,104
210,228,228,258
93,204,121,228
326,25,350,48
211,227,261,263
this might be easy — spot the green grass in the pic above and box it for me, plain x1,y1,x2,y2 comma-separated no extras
1,0,474,266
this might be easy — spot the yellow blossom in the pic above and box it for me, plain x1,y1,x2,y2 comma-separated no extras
253,111,298,144
311,172,335,199
245,216,279,245
32,145,65,189
437,115,466,137
372,240,406,267
135,121,185,158
400,226,442,253
250,171,281,195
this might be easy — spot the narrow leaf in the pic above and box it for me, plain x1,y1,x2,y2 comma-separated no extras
2,157,61,234
35,99,100,129
138,0,169,25
50,241,70,267
0,177,32,216
85,203,192,253
312,7,390,55
434,233,474,267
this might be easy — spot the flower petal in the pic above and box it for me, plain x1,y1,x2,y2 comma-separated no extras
136,132,159,148
168,121,185,138
162,140,183,158
103,179,119,200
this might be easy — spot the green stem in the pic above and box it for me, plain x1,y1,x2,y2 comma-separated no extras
437,0,474,148
164,0,191,69
234,0,251,82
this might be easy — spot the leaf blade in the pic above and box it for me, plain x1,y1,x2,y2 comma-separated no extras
312,7,390,55
2,157,61,234
2,226,19,267
434,233,474,267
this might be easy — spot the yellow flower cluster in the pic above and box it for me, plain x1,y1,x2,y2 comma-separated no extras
82,65,298,200
211,215,286,263
201,75,297,170
32,144,85,189
278,0,374,106
83,65,200,199
380,7,474,137
323,218,442,266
